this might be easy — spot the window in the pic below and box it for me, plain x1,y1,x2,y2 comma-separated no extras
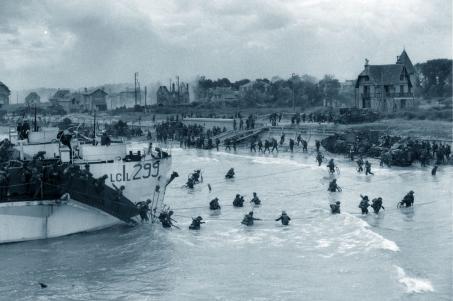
400,74,404,81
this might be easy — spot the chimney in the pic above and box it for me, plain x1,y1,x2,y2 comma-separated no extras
364,58,369,68
172,83,175,93
84,87,88,93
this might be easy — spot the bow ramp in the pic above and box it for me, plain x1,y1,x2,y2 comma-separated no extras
61,176,139,224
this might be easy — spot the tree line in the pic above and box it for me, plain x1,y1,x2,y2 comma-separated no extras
193,74,348,108
193,58,452,108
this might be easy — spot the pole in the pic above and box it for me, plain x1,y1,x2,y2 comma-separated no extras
177,75,180,104
291,73,296,113
93,111,96,145
134,72,137,106
144,86,147,111
34,104,37,132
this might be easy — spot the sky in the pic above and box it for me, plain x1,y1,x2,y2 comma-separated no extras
0,0,451,90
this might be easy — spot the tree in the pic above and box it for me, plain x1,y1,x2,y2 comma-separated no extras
242,89,271,107
318,75,340,106
415,59,452,98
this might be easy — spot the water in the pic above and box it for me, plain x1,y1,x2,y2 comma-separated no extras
0,147,451,300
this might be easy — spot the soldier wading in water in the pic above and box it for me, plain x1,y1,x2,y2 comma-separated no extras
328,179,342,192
398,191,415,208
189,216,205,230
275,211,291,225
241,211,261,226
358,195,370,215
233,194,244,207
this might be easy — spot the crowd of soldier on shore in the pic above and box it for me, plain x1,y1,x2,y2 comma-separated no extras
323,131,452,168
154,121,227,148
379,136,451,166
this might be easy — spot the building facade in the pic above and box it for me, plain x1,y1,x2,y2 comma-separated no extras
209,87,240,102
157,83,189,106
50,88,108,113
83,88,108,111
355,50,416,112
49,89,77,112
0,81,11,107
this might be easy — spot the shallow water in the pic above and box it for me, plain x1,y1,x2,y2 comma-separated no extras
0,147,451,301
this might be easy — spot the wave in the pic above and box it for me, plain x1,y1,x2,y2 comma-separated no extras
251,157,321,171
394,265,434,293
342,213,399,252
191,157,219,162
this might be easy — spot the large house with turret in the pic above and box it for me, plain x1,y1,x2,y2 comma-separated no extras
355,50,416,112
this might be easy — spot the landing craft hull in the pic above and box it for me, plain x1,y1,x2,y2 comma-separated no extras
0,199,126,244
15,141,172,203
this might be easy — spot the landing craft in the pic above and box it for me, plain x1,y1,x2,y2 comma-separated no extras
0,126,172,243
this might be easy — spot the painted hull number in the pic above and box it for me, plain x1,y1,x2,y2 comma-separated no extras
110,161,160,183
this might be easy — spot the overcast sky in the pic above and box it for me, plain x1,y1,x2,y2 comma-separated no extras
0,0,451,90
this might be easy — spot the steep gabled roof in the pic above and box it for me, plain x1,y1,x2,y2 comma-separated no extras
357,64,410,86
0,81,11,93
396,49,415,75
157,86,171,95
53,89,71,98
85,88,108,96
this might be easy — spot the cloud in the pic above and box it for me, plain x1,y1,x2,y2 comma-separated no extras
0,0,451,90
